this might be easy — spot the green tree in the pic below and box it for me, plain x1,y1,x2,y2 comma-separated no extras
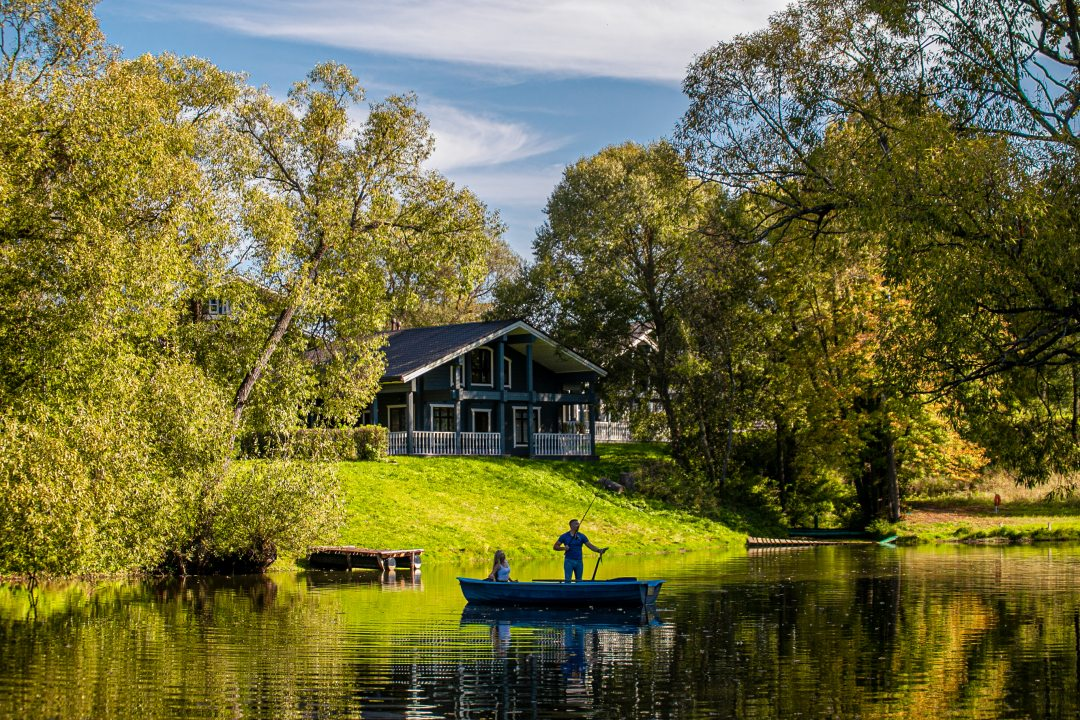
677,0,1079,485
496,142,709,457
219,63,502,432
0,1,243,575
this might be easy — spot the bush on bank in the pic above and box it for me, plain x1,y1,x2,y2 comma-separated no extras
240,426,388,461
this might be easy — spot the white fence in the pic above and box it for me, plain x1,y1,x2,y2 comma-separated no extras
412,431,456,455
533,432,592,456
594,421,632,443
388,431,589,456
460,432,502,456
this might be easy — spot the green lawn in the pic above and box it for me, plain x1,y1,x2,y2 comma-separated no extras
335,443,746,559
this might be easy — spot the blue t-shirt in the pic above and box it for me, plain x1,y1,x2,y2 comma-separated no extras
558,531,589,562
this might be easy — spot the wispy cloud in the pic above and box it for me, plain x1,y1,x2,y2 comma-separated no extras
164,0,789,82
446,164,567,207
424,103,566,171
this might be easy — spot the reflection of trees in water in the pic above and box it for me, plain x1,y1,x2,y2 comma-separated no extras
3,552,1080,719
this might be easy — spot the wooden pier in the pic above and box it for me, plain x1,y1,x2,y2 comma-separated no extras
307,546,422,572
746,536,835,548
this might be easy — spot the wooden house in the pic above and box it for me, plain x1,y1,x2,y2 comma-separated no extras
364,319,606,459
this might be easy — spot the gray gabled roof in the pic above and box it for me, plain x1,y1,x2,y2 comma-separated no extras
380,319,606,383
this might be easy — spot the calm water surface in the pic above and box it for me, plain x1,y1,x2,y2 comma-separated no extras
2,545,1079,719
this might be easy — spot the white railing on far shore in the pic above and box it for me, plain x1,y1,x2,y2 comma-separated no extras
387,431,589,456
533,432,592,456
594,421,632,443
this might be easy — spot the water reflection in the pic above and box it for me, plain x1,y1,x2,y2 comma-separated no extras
1,547,1080,718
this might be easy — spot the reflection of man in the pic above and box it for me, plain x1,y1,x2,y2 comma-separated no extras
553,519,606,582
562,625,587,680
491,621,511,657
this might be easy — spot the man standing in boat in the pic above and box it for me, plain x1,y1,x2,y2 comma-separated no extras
554,519,607,582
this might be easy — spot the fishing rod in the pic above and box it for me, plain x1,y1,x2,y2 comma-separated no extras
578,495,597,526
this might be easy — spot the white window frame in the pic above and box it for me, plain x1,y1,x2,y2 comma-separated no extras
471,408,493,433
207,298,231,318
503,356,512,389
429,403,456,432
469,347,494,387
512,406,542,447
386,405,407,433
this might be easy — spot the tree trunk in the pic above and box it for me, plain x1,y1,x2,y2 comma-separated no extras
885,422,900,523
232,237,328,430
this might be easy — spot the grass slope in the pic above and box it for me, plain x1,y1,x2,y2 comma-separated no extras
335,444,746,558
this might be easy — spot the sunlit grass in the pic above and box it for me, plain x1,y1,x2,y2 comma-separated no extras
899,469,1080,543
334,443,746,559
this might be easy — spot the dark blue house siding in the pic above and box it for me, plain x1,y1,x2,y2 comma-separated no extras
365,321,604,458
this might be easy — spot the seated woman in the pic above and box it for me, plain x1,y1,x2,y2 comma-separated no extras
486,549,512,582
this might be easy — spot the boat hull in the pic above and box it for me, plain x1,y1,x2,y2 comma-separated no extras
457,578,664,607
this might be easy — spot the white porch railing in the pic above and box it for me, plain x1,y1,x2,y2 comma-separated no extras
594,420,632,443
533,432,592,456
413,431,456,455
388,431,588,456
460,432,501,456
388,431,408,455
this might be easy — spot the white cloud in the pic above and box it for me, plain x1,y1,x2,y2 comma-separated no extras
423,103,566,171
446,164,566,207
168,0,791,82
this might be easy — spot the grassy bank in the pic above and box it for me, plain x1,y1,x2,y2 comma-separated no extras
332,443,759,559
893,475,1080,543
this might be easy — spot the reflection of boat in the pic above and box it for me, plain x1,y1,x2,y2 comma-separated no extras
459,604,661,632
457,577,664,607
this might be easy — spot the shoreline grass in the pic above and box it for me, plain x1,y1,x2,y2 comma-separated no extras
333,443,758,559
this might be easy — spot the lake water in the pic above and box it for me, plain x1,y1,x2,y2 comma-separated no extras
2,545,1079,719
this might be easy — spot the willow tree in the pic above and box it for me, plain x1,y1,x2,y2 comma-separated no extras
216,63,502,432
0,1,245,574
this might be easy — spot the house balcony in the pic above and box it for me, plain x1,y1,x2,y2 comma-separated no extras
387,431,593,457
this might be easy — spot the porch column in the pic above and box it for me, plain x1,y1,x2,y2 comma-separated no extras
587,380,598,457
406,380,415,455
372,396,379,426
453,358,462,454
526,342,534,457
497,337,507,455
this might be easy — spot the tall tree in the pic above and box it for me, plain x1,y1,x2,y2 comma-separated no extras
677,0,1080,483
0,1,244,574
214,63,502,430
496,142,710,457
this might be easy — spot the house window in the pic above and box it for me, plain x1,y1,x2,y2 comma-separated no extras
513,407,542,446
207,298,231,318
472,409,492,433
503,357,512,389
470,347,493,386
431,405,455,432
387,406,407,432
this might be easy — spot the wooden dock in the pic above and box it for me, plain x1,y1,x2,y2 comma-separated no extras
746,536,834,548
746,536,891,548
307,546,422,572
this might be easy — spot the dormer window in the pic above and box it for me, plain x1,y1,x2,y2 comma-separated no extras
469,347,493,386
207,298,231,318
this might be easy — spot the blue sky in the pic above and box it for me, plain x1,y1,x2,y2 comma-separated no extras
98,0,788,259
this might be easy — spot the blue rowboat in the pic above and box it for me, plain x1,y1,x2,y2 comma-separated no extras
457,577,664,607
